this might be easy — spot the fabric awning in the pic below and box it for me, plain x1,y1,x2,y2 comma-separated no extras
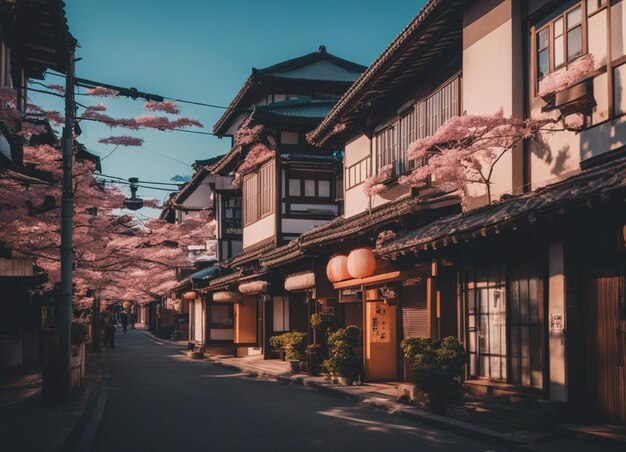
284,271,315,292
238,280,268,295
190,266,220,282
212,291,241,303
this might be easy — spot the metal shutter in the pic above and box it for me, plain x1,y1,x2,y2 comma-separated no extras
402,284,428,338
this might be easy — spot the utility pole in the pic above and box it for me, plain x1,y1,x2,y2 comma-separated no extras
58,42,76,403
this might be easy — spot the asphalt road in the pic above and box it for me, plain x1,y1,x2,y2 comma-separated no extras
90,329,504,452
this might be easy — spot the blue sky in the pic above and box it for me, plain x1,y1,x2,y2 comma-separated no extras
31,0,426,211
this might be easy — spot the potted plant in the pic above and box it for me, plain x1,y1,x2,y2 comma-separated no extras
305,344,322,376
284,332,307,373
324,326,362,386
400,336,466,414
269,333,288,360
310,310,341,360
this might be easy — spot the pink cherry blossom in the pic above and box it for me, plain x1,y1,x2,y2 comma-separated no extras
144,100,180,115
98,136,144,146
538,53,595,97
86,86,120,97
363,164,392,197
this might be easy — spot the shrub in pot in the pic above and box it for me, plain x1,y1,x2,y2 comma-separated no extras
323,326,362,385
400,336,466,414
271,332,307,372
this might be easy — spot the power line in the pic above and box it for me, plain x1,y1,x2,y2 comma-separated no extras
98,173,181,187
43,71,251,112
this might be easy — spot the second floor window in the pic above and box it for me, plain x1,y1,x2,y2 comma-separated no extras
536,3,585,80
243,161,275,226
374,74,460,174
287,169,333,200
222,197,242,234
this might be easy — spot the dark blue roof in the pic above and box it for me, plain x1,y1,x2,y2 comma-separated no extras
189,266,220,282
253,97,336,121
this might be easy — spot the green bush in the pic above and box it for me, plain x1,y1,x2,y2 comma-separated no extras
310,311,341,334
400,336,466,413
323,326,362,379
71,322,89,345
270,331,307,361
155,324,176,340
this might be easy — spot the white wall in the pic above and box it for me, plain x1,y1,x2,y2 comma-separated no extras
463,1,519,203
344,134,371,218
243,214,275,249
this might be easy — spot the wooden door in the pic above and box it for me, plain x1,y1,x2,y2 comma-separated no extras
583,239,626,425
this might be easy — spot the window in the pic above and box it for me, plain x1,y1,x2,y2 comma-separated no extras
345,156,370,190
280,131,299,145
286,169,333,200
536,3,586,80
243,161,275,226
374,74,461,174
273,296,290,332
210,303,233,328
223,197,242,233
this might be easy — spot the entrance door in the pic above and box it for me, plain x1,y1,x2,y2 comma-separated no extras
467,266,507,381
583,238,626,425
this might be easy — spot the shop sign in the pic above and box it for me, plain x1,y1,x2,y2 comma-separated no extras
371,302,390,343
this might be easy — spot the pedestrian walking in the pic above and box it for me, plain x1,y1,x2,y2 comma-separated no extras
101,309,116,349
120,311,129,334
130,312,136,329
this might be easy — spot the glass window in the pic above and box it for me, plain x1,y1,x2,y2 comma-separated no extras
567,26,583,61
304,179,315,197
288,179,300,196
318,180,330,198
537,28,550,78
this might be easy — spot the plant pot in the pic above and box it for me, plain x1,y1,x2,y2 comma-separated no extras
337,376,353,386
289,360,301,373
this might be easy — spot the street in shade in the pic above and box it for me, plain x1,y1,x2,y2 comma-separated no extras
88,330,502,452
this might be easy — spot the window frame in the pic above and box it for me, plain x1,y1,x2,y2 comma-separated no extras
285,168,334,202
373,73,461,176
535,2,587,83
222,196,242,234
242,160,275,227
209,303,234,329
345,156,371,190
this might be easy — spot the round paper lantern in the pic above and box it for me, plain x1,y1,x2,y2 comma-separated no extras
347,248,376,279
326,255,350,282
183,291,197,300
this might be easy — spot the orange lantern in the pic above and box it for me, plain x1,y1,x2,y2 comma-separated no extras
183,291,197,300
347,248,376,279
326,255,350,282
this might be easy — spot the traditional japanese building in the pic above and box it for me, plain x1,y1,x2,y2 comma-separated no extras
0,0,75,368
207,46,366,358
308,0,626,426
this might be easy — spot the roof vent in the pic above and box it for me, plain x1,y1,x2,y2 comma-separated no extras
317,45,327,54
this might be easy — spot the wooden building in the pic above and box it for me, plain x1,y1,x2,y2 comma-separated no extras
306,0,626,426
207,46,366,358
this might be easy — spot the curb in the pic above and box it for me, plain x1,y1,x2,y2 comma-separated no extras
44,354,104,452
138,330,166,345
207,357,528,448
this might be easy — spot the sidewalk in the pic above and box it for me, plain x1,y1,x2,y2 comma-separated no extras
200,354,534,448
0,353,104,452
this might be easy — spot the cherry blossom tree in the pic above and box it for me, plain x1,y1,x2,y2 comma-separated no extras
231,116,275,188
397,109,553,203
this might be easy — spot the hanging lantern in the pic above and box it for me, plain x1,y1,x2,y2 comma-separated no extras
347,248,376,279
183,291,197,300
326,255,350,282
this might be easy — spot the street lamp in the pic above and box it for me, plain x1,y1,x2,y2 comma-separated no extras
123,177,144,210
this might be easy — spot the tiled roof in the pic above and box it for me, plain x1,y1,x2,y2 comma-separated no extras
253,97,336,121
307,0,464,146
213,46,366,136
259,191,460,268
377,157,626,258
264,59,363,83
